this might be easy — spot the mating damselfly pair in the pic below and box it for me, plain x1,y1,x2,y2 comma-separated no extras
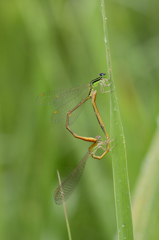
37,73,112,204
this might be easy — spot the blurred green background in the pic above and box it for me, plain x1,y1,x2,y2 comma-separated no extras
0,0,159,239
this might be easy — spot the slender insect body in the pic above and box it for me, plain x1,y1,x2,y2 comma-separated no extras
37,73,113,204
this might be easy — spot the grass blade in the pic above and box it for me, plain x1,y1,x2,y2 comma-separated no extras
57,170,72,240
132,118,159,240
101,1,134,239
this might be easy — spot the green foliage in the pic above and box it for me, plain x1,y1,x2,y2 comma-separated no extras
132,119,159,240
0,0,159,240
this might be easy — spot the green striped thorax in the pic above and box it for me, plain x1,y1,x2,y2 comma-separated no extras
89,73,108,95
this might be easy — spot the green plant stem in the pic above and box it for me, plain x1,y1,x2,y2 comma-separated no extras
101,1,134,239
132,118,159,240
57,170,72,240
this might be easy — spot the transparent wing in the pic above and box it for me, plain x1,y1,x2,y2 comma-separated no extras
54,151,90,205
36,84,89,107
51,102,83,125
36,84,90,124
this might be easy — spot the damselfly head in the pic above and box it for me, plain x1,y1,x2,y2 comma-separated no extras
95,135,102,140
99,73,106,77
